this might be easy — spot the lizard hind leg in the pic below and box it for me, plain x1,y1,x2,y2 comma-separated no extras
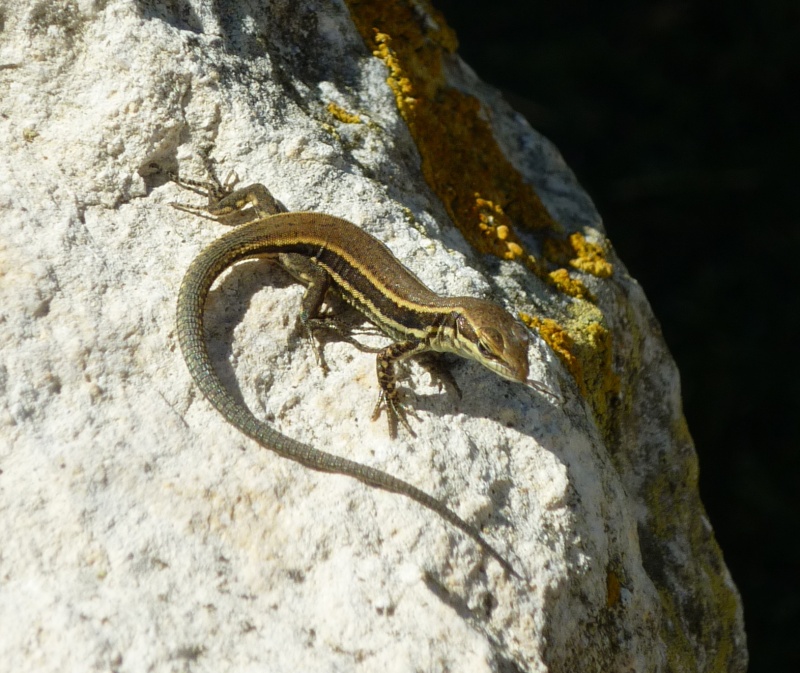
293,260,335,372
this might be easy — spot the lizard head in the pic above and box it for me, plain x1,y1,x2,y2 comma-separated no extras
448,298,532,384
448,299,561,403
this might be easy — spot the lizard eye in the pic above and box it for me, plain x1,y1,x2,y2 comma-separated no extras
478,341,493,358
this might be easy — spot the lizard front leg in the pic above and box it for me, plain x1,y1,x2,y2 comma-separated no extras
371,339,431,437
171,174,286,221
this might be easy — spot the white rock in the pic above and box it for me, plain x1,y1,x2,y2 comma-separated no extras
0,1,746,671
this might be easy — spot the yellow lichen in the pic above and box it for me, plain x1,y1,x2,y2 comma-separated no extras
505,241,524,260
471,194,529,260
372,31,417,114
544,231,614,279
522,310,619,427
346,0,559,263
547,268,594,301
327,102,362,124
520,315,584,394
346,1,619,423
568,232,613,277
339,10,742,658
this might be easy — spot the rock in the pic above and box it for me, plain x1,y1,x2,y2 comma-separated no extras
0,1,746,671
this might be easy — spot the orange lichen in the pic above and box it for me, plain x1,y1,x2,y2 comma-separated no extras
547,268,594,301
521,315,584,394
372,31,417,115
522,313,619,423
345,1,619,418
544,232,614,279
569,232,613,277
327,102,362,124
346,0,558,263
472,194,528,260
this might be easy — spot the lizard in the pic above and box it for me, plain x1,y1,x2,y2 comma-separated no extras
173,173,559,577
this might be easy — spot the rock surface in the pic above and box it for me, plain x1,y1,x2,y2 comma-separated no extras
0,1,746,671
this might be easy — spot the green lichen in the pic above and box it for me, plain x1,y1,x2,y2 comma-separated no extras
641,428,742,672
521,302,619,441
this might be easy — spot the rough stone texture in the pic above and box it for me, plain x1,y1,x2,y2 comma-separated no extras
0,1,746,672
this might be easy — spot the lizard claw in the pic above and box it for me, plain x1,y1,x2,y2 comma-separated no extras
371,390,418,438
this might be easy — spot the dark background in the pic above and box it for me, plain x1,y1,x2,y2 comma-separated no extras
435,1,798,671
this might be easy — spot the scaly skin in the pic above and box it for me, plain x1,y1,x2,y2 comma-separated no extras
174,178,557,577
